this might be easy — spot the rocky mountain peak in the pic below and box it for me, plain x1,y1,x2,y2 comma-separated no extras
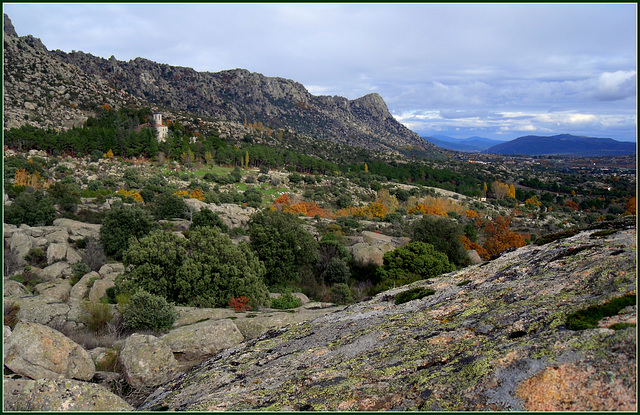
4,13,18,37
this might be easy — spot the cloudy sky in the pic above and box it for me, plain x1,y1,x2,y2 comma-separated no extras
4,3,637,142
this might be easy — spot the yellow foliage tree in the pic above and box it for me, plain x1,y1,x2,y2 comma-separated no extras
508,184,516,199
104,149,114,159
117,189,143,203
525,195,542,207
491,181,510,199
189,188,205,201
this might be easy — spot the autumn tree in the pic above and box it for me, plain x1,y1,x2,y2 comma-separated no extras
491,181,510,199
624,197,636,215
483,216,527,258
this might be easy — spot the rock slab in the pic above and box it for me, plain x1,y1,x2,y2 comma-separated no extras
4,321,95,381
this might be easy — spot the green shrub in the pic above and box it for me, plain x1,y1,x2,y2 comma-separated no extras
24,247,46,267
412,216,470,267
99,204,159,260
329,283,355,305
4,189,56,226
71,262,91,286
118,227,269,308
589,229,618,239
270,291,302,310
321,258,351,285
191,208,228,232
609,323,636,331
376,241,455,291
122,290,177,332
249,210,317,287
457,280,472,287
566,293,636,330
395,287,436,305
10,267,45,292
151,192,188,220
80,301,113,333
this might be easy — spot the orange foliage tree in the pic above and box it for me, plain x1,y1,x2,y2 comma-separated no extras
625,197,636,215
564,200,579,211
483,216,527,258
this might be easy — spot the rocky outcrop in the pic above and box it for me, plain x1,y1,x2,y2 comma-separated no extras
4,321,95,381
349,231,411,266
3,16,143,132
140,225,636,411
3,377,134,411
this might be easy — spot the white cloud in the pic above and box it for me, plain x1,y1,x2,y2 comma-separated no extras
593,70,637,101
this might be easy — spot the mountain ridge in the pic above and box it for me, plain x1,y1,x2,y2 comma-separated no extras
3,14,435,156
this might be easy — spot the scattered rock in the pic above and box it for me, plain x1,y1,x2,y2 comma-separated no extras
119,333,178,390
160,319,244,364
3,377,134,411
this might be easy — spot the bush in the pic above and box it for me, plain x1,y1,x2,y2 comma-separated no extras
80,301,113,333
24,247,46,267
376,241,455,291
566,293,636,330
4,302,20,329
535,228,581,245
191,208,229,232
71,262,91,285
395,287,436,305
151,192,188,220
122,290,177,332
412,215,470,267
99,204,159,259
4,188,57,226
249,210,317,287
118,227,270,308
329,283,355,305
270,291,302,310
321,258,351,285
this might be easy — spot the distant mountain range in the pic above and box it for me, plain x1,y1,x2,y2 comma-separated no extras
422,135,502,152
484,134,636,157
423,134,636,157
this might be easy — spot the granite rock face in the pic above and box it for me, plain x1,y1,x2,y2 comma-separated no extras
141,225,636,411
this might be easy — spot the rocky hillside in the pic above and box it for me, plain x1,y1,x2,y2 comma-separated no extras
141,218,636,412
3,14,434,155
2,15,144,132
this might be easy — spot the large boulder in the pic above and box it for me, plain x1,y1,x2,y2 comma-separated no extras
38,261,73,281
160,319,244,363
349,241,396,266
46,243,68,265
9,231,33,267
69,271,99,300
4,321,95,381
119,333,178,390
34,280,72,302
3,378,133,411
88,277,115,303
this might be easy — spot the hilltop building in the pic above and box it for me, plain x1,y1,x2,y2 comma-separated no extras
153,113,169,142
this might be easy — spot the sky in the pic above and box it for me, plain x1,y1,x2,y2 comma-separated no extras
3,2,637,142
